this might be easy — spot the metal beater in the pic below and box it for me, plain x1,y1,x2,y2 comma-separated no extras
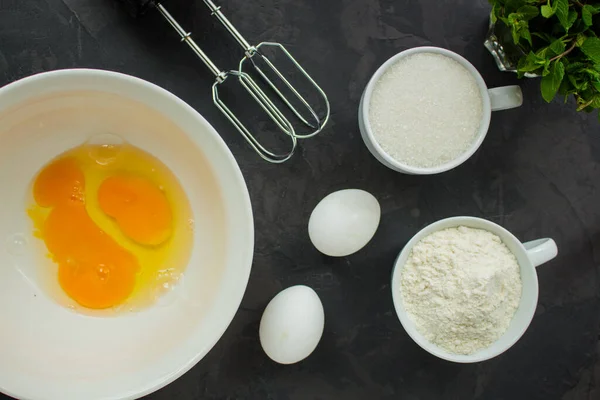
119,0,330,163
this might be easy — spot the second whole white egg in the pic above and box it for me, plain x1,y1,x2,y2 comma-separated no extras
308,189,381,257
259,285,324,364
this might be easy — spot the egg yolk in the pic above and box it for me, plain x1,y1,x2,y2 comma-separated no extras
33,157,85,207
33,157,139,309
98,175,173,246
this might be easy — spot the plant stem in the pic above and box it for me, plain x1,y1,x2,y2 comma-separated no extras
550,40,578,62
577,98,593,111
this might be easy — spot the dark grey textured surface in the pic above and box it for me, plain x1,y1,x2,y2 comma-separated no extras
1,0,599,399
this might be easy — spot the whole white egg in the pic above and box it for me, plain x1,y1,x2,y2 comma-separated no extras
308,189,381,257
259,285,324,364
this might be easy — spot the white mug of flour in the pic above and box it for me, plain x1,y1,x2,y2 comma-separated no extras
358,46,523,175
391,216,557,363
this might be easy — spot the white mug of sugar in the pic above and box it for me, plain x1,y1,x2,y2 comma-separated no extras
358,46,523,175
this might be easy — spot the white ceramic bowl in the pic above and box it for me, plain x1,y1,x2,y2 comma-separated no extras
391,216,557,363
358,46,523,175
0,69,254,399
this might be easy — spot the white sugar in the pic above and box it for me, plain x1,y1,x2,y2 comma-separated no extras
369,53,483,169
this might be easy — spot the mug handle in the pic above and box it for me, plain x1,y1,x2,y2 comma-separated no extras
488,85,523,111
523,238,558,268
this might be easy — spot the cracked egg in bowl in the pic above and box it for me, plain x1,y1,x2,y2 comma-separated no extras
0,69,253,400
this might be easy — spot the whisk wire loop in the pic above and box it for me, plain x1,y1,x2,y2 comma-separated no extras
153,1,329,162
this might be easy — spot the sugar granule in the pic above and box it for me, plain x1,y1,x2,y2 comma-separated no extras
369,53,484,168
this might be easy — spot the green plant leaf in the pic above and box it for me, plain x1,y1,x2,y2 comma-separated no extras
568,74,584,90
521,26,533,45
511,25,522,44
555,0,570,30
593,81,600,92
536,46,550,59
518,5,540,20
518,51,547,75
541,60,565,102
542,60,552,76
541,6,554,18
513,15,534,45
583,68,600,79
549,39,566,55
582,5,597,27
566,62,588,72
581,37,600,64
582,11,592,29
576,33,588,47
491,2,500,24
508,12,520,25
541,0,555,18
566,10,578,31
507,16,533,45
505,0,527,12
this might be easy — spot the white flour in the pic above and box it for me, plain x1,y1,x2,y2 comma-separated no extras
400,226,522,355
369,53,483,168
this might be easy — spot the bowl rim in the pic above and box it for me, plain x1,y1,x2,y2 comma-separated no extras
360,46,492,175
0,68,254,399
390,216,539,363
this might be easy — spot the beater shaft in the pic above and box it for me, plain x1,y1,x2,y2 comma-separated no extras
156,3,299,163
118,0,329,162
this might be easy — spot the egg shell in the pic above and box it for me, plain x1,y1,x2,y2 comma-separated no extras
259,285,324,364
308,189,381,257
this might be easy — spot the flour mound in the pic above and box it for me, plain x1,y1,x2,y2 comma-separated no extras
400,226,522,355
